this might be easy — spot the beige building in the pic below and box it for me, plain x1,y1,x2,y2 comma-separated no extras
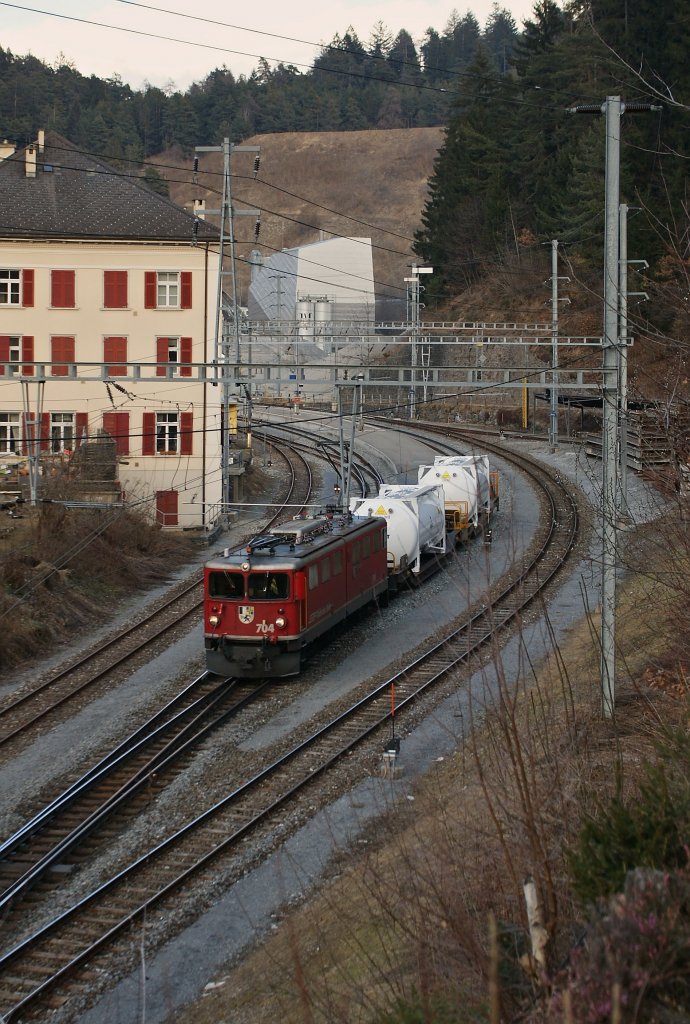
0,130,236,532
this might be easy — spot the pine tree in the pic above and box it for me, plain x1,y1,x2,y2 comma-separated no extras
413,46,518,299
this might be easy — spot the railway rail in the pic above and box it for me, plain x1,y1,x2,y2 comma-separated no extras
0,676,272,919
0,429,581,1022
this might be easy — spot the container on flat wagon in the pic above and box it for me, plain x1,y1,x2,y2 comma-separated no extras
425,455,495,523
350,482,445,575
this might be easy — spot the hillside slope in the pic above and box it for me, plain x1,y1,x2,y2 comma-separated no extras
162,128,443,304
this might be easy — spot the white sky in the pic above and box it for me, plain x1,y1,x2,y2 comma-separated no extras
0,0,538,92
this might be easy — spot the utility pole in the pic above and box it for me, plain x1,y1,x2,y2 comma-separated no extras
569,95,659,719
548,240,569,451
336,383,358,511
195,139,260,521
20,379,45,505
600,95,621,720
404,265,432,419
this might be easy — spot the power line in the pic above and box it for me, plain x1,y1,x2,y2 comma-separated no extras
0,1,575,112
0,1,451,94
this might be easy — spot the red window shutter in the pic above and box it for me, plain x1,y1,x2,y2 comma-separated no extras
104,336,128,376
104,271,128,308
22,269,34,307
40,412,50,451
180,272,192,309
156,336,168,377
75,412,89,448
51,270,75,308
0,336,8,377
51,336,75,376
180,412,193,455
22,336,34,376
180,336,192,377
145,272,157,309
103,411,130,455
142,412,156,455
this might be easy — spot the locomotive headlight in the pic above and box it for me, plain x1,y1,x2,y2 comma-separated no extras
209,614,220,628
241,561,250,572
275,615,286,628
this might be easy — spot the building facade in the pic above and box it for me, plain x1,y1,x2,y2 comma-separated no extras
0,131,235,532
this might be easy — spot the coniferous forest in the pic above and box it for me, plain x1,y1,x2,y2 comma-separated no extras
1,0,689,309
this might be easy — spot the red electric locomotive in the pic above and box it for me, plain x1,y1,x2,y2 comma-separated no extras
204,512,389,678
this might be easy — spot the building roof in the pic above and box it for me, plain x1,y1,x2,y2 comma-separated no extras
0,131,217,243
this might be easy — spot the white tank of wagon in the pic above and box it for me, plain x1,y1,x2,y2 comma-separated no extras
350,482,445,575
418,455,493,526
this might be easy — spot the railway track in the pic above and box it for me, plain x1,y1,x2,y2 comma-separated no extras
0,676,273,922
0,431,581,1023
0,440,311,752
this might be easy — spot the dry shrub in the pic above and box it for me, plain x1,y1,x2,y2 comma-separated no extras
0,505,197,671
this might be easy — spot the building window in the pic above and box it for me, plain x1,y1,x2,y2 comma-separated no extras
156,412,179,454
51,336,75,376
0,412,20,453
156,336,192,377
7,337,20,373
157,272,179,308
51,270,76,308
159,336,179,374
51,413,75,453
103,271,128,309
0,335,34,377
102,411,130,455
145,271,192,310
104,336,128,376
142,411,192,456
0,269,20,306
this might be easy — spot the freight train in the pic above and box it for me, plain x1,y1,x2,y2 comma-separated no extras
203,455,499,679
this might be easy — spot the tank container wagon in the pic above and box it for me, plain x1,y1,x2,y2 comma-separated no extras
349,482,447,579
418,455,499,535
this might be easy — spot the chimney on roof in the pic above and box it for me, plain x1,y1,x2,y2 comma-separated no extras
37,129,45,153
194,198,206,220
0,140,15,161
25,144,37,178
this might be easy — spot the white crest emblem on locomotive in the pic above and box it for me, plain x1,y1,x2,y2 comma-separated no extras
239,605,255,624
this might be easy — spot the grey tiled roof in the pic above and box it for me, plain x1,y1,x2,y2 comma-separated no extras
0,131,218,243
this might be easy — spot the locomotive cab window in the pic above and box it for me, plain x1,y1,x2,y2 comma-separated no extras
332,551,342,575
362,536,371,559
320,558,331,584
308,565,319,590
208,571,244,598
248,572,289,599
351,542,360,565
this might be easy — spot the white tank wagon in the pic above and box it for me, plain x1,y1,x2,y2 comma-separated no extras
350,482,446,576
418,455,499,531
